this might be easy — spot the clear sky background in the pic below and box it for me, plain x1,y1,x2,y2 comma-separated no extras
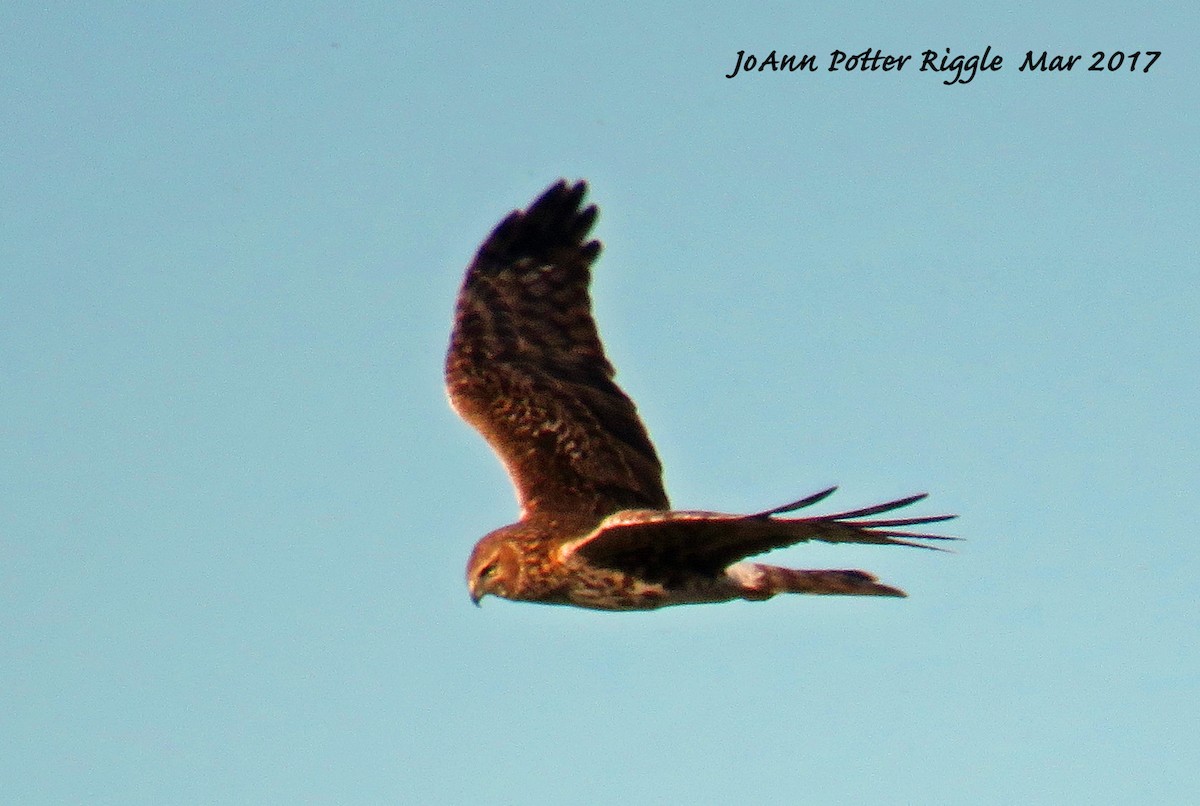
3,3,1197,804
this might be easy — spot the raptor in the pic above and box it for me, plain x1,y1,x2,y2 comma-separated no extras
446,180,956,610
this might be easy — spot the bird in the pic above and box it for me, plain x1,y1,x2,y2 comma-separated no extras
445,179,956,611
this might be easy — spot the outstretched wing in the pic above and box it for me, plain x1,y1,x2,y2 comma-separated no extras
446,180,668,519
564,487,957,579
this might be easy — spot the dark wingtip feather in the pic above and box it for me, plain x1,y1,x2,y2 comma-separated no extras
529,178,588,219
772,489,960,551
822,493,930,520
876,535,959,552
750,486,838,518
476,179,598,268
876,528,960,539
849,514,958,528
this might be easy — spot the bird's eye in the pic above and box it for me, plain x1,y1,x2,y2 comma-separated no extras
480,563,498,579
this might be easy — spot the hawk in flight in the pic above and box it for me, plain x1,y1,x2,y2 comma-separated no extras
446,180,956,610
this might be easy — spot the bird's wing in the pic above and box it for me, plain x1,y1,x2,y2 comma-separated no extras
563,487,957,579
446,180,668,519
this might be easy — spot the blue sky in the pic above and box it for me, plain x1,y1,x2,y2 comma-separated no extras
3,3,1197,804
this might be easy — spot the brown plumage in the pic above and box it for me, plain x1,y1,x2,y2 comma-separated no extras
446,180,956,611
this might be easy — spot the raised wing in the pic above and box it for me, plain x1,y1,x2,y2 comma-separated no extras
565,487,957,579
446,180,668,519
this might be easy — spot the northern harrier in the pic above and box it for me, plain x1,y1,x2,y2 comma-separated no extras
446,180,955,610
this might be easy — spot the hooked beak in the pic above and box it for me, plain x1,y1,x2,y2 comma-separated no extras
469,581,483,607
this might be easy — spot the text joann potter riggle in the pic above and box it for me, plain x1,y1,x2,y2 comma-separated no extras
723,47,1162,85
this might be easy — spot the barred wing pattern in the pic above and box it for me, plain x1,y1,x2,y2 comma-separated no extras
445,180,668,520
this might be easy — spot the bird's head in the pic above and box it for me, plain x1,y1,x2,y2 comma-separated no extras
466,531,525,606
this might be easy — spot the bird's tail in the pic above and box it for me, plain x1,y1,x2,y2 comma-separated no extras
749,563,906,598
